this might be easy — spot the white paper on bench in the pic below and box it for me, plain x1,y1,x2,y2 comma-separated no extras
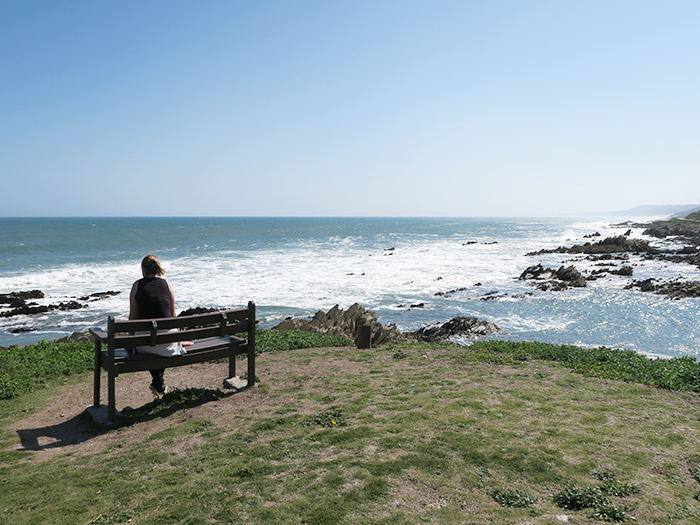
134,329,187,357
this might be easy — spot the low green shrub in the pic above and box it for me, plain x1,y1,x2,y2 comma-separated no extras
589,503,635,522
690,466,700,484
592,469,617,481
553,486,610,511
599,480,640,497
490,488,538,508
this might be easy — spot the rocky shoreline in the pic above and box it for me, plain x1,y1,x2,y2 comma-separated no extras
513,212,700,298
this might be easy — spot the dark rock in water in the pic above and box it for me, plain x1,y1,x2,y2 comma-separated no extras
518,264,585,290
410,316,499,342
54,301,85,311
79,291,121,301
533,280,571,292
175,306,230,330
0,290,44,303
658,281,700,299
626,278,700,299
626,278,657,293
434,287,468,297
583,232,601,238
11,327,33,333
409,303,425,308
0,304,50,318
0,290,88,318
178,306,222,317
587,269,608,280
609,266,633,276
527,236,656,256
91,291,120,297
519,264,553,280
479,291,507,301
555,266,586,287
463,241,478,245
585,253,630,262
643,222,700,241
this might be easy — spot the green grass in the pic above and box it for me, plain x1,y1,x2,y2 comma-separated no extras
471,340,700,392
254,329,352,354
1,340,700,524
0,340,94,400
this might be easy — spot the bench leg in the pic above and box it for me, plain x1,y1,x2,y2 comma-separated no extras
247,346,255,387
93,342,102,408
108,370,116,421
229,355,236,379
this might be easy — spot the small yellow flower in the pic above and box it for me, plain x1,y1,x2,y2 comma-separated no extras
331,420,337,425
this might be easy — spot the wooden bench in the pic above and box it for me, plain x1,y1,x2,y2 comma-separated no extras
89,302,256,421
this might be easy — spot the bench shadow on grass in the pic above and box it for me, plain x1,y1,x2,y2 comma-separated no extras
16,387,241,451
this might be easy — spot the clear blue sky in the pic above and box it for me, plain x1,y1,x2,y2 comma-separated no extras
1,1,699,217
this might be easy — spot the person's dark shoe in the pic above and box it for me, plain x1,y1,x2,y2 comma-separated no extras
149,384,168,397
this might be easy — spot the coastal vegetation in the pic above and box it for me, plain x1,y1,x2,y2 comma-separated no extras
1,337,699,523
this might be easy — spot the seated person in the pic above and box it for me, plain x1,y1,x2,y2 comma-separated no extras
129,254,192,396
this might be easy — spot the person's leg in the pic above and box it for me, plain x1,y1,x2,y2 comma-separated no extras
149,369,166,395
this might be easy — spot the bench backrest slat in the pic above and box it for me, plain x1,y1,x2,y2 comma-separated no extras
107,307,254,349
111,308,252,333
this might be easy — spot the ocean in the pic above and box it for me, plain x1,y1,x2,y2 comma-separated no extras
1,217,699,359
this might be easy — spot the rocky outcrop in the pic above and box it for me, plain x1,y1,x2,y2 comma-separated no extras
178,306,221,317
408,316,499,342
0,290,44,306
272,303,401,346
586,265,633,280
518,264,586,291
272,303,499,345
0,290,117,318
52,331,95,344
78,291,120,301
527,236,656,256
643,222,700,241
625,278,700,299
0,299,85,318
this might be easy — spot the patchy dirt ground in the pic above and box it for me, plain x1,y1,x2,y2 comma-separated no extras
6,347,372,461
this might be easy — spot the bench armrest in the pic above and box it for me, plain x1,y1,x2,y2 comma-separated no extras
89,327,108,343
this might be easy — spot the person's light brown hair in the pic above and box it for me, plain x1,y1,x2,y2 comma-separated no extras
141,254,165,276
